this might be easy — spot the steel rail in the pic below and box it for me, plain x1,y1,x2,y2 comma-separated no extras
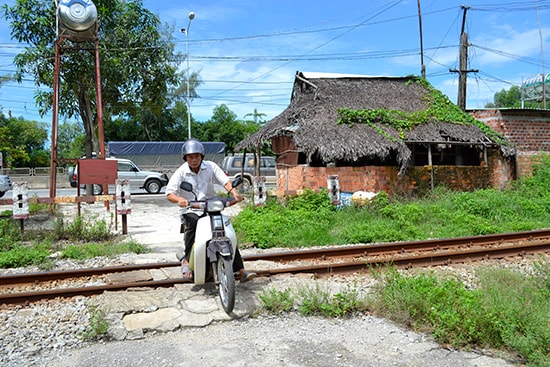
4,240,548,305
0,278,189,305
0,262,179,286
252,241,550,277
2,229,550,286
242,229,550,262
1,231,549,305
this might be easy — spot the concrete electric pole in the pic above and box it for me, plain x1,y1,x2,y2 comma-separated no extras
449,5,478,110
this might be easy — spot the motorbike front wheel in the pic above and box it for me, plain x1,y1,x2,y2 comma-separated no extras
217,256,235,314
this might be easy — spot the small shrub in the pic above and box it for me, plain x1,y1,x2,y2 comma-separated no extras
82,304,109,340
296,283,368,317
61,240,150,260
259,287,295,314
59,215,113,242
0,243,50,268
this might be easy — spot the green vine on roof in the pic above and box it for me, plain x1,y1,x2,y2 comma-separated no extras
337,76,506,143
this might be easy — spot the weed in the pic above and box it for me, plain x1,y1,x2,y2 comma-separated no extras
61,240,150,260
0,218,22,252
369,265,550,366
0,215,147,268
259,287,295,314
82,304,109,340
59,215,113,242
259,282,369,318
257,260,550,365
0,243,50,268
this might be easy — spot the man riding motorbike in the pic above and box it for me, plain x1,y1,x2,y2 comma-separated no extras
165,139,256,283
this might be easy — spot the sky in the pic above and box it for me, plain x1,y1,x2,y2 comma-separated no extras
1,0,549,129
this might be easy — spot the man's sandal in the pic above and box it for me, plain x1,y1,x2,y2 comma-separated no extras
240,271,257,283
181,262,193,282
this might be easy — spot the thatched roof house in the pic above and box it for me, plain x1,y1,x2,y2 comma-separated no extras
236,72,515,175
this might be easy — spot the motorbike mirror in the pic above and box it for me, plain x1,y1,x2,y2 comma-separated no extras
179,181,193,192
231,176,242,188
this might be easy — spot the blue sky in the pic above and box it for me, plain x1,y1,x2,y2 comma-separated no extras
1,0,549,127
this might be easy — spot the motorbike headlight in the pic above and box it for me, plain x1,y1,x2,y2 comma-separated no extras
207,199,225,212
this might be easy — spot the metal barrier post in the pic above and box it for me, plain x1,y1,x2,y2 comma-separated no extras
12,182,29,234
327,175,340,206
254,176,266,206
116,179,131,234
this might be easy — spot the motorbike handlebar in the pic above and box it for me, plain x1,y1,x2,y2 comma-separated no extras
187,196,239,210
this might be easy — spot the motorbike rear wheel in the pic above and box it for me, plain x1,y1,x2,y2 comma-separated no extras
217,257,235,314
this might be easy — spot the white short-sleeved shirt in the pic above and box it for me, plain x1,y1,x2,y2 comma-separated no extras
165,160,229,208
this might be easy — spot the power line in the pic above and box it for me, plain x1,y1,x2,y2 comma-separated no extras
470,1,550,12
471,44,550,69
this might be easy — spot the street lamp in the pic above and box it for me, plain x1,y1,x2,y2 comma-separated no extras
184,11,195,139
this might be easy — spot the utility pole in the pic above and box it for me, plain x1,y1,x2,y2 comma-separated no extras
449,5,478,110
417,0,426,78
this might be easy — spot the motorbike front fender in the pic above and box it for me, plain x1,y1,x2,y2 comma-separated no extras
207,238,233,261
190,217,212,285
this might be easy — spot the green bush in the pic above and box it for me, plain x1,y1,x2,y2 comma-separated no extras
0,243,50,268
370,264,550,366
0,215,145,268
259,283,369,318
61,240,149,260
259,288,295,314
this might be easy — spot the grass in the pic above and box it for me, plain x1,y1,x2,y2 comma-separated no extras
81,304,109,340
369,263,550,367
258,260,550,366
233,157,550,248
259,282,369,317
245,155,550,366
0,211,150,269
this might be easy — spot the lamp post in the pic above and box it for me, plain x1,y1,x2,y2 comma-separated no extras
185,11,195,139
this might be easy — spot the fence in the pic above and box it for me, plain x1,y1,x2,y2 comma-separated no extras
1,167,71,189
1,166,68,176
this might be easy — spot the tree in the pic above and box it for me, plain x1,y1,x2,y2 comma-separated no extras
485,85,541,108
199,105,243,153
57,120,85,161
199,104,263,154
2,0,182,158
243,108,267,124
0,115,48,167
0,125,26,169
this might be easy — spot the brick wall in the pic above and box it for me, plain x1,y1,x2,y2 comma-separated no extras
276,165,400,195
469,109,550,178
276,148,513,196
470,109,550,152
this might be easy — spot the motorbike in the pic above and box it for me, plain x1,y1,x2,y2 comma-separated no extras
176,177,242,314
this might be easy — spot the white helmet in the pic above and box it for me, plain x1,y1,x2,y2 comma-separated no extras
181,139,205,161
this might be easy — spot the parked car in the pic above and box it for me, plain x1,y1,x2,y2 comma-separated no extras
0,174,12,198
69,158,169,194
222,154,276,192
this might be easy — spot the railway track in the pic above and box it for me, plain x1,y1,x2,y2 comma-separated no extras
1,229,550,305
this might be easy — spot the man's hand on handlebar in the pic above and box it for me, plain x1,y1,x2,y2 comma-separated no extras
177,197,189,207
234,192,244,202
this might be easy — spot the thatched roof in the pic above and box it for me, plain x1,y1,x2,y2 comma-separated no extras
236,71,515,172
